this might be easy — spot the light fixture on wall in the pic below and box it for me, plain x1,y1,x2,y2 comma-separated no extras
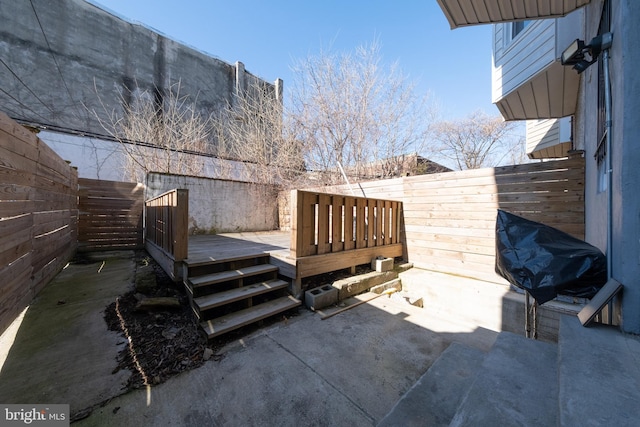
561,33,613,73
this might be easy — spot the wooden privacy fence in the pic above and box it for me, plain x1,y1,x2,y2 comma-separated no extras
309,157,585,284
0,112,78,335
402,157,585,283
289,190,403,283
144,189,188,280
78,178,144,251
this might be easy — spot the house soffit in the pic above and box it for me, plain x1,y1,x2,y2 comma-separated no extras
495,61,580,121
436,0,591,29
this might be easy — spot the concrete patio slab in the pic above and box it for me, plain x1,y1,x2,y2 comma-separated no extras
1,250,500,426
0,251,135,416
76,292,498,426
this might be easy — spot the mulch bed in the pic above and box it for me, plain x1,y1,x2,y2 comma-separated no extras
103,251,218,391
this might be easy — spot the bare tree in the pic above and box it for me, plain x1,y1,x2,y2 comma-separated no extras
93,81,214,182
431,111,521,170
212,80,305,188
287,40,435,184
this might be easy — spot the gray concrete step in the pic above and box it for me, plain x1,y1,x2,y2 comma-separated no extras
200,295,301,339
377,342,485,427
450,331,558,427
558,314,640,426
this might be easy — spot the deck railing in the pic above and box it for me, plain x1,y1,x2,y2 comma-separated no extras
144,189,188,261
290,190,402,258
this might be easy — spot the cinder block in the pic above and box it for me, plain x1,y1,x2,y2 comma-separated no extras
370,278,402,294
333,271,397,300
305,285,338,310
371,257,394,272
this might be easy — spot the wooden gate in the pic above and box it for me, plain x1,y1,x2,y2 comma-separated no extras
78,178,144,251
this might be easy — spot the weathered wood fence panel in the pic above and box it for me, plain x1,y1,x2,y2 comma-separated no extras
0,112,78,335
78,178,144,251
402,157,585,283
290,190,402,258
289,190,404,289
303,157,585,284
144,189,188,280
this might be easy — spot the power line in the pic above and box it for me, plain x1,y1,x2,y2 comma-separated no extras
0,104,28,122
13,117,307,175
13,118,231,161
0,57,55,114
29,0,83,118
0,87,52,123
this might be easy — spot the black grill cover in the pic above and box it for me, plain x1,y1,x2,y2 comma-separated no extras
495,209,607,305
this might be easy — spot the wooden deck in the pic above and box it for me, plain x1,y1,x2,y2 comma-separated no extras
185,231,297,280
145,190,404,292
184,230,402,289
186,231,291,264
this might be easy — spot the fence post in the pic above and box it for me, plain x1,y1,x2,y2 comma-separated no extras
173,189,189,261
290,190,302,258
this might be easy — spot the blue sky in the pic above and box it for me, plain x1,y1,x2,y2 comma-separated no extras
92,0,499,120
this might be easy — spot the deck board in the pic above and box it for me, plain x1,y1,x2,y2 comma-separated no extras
181,230,401,284
184,231,296,281
187,231,291,264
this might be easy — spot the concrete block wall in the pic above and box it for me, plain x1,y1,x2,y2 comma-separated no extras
400,268,581,343
0,0,281,183
0,0,277,139
146,173,279,234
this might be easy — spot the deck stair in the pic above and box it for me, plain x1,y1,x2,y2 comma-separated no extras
183,253,300,339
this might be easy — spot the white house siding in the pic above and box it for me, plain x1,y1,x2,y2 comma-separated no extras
526,117,572,158
492,10,584,120
492,20,556,103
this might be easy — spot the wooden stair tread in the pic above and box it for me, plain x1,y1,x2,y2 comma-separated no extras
200,295,301,339
194,279,288,312
183,252,270,268
189,264,278,288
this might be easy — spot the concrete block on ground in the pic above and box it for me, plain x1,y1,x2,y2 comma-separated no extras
305,285,338,310
450,332,558,427
371,257,394,272
394,262,413,274
390,291,424,308
333,271,396,301
378,342,485,427
370,278,402,294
